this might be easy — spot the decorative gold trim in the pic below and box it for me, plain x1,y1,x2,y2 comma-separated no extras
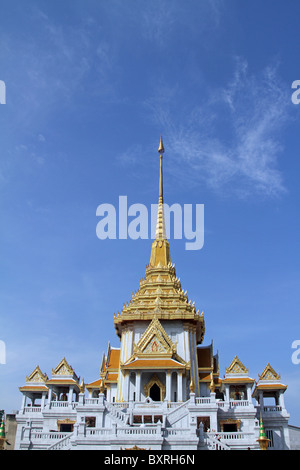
225,356,248,375
26,365,48,383
52,357,75,377
121,446,149,450
220,419,241,432
258,363,281,381
144,374,166,401
57,418,76,425
133,317,176,358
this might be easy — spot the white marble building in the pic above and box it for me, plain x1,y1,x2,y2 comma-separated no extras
14,139,294,450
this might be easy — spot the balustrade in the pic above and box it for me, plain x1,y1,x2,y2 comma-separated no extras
31,432,69,440
263,405,282,412
229,400,249,408
195,397,211,404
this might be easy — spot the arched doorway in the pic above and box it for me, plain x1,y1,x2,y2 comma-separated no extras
144,374,165,401
150,383,161,401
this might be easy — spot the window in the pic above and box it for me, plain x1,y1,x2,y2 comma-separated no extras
85,417,96,428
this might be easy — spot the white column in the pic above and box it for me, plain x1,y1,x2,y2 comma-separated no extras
246,385,252,403
279,391,286,409
41,392,46,409
136,371,141,401
166,371,171,402
68,386,74,404
48,387,53,404
21,394,26,411
178,371,183,402
124,372,129,401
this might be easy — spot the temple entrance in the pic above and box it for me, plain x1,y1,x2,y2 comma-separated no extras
144,374,166,401
149,383,161,401
223,423,237,432
60,423,73,432
57,419,76,433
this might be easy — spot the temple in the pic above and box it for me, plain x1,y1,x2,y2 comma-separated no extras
14,137,292,450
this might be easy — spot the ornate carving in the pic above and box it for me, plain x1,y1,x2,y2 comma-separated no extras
26,365,48,383
225,356,249,375
132,317,177,359
52,357,75,377
258,363,281,381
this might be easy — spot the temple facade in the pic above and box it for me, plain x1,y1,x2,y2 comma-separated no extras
14,138,292,450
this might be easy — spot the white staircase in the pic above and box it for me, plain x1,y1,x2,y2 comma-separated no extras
48,433,73,450
105,401,129,426
205,433,230,450
166,400,190,426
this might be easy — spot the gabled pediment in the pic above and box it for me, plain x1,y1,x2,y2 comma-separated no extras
52,357,76,377
143,336,168,355
258,363,281,381
133,317,176,358
26,365,48,383
225,356,249,375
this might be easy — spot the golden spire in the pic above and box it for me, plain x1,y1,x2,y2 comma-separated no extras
158,136,164,205
158,135,165,154
149,136,170,267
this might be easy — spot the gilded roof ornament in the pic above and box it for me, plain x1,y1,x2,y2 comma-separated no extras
158,135,164,154
258,363,281,381
225,355,249,375
189,377,196,394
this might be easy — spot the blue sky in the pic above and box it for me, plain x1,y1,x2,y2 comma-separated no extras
1,0,300,424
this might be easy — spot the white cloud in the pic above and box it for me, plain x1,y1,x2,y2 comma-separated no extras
145,59,290,198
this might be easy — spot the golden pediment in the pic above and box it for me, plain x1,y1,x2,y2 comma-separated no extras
133,317,176,358
26,365,48,383
225,356,248,375
52,357,75,376
258,363,281,381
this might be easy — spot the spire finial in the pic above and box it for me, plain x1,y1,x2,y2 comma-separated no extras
155,136,166,238
158,136,164,204
158,135,164,154
257,413,270,450
149,137,171,267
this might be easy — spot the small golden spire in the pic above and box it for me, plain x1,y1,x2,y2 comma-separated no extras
79,378,85,394
158,135,164,154
257,413,270,450
189,377,195,394
210,375,215,393
99,379,105,394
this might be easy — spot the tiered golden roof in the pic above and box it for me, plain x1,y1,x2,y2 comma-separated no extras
114,137,205,344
